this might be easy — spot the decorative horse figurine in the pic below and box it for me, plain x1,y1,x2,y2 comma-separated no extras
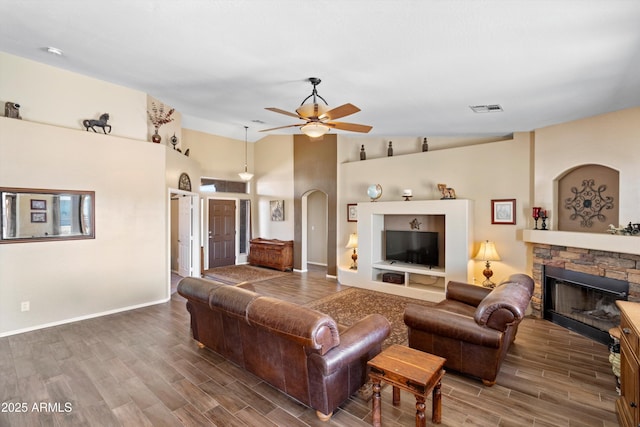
83,113,111,134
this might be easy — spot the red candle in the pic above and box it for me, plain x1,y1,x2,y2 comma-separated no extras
532,207,541,219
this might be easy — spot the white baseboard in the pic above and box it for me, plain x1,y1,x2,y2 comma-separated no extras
0,297,171,338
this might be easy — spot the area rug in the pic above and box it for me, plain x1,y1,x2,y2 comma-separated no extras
305,287,434,349
203,265,288,285
306,287,434,400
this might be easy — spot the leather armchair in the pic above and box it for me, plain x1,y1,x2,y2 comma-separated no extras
404,274,534,386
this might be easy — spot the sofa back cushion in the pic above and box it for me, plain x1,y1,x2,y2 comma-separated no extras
246,296,340,355
474,276,534,331
446,281,492,306
208,284,260,319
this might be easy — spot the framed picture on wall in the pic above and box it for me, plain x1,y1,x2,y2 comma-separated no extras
491,199,516,224
31,212,47,223
347,204,358,222
31,199,46,210
270,200,284,221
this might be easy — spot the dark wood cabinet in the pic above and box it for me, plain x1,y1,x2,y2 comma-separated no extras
248,238,293,271
616,301,640,427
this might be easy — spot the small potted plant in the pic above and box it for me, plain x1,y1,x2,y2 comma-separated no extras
147,102,175,143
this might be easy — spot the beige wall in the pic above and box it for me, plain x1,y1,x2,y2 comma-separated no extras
338,133,532,285
182,128,252,182
254,134,295,240
0,52,147,140
534,107,640,229
0,118,167,335
0,52,202,337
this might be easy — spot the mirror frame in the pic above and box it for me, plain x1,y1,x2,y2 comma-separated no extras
1,187,95,244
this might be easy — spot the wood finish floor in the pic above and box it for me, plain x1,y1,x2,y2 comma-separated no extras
0,267,620,426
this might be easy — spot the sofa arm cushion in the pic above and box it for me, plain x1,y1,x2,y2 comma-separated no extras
309,314,391,375
474,278,533,331
177,277,226,304
446,281,492,307
404,304,502,348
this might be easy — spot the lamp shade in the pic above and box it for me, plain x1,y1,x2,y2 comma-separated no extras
238,171,254,181
301,122,330,138
345,233,358,249
474,240,501,261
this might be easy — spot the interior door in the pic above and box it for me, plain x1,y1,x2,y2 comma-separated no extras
208,199,236,268
178,196,192,277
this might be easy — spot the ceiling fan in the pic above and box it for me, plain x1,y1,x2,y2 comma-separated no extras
261,77,373,138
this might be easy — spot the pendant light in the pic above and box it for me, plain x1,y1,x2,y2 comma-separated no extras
238,126,254,181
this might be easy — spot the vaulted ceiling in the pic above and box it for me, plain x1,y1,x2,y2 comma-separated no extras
1,1,639,141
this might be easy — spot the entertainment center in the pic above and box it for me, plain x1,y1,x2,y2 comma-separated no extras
338,199,474,301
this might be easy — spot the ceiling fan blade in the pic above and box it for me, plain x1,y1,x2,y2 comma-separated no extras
259,123,305,132
320,103,361,120
265,107,303,119
326,121,373,133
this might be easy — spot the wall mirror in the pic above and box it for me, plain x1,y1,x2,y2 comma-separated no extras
1,187,95,243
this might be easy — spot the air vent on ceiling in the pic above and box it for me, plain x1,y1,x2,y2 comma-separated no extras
469,104,503,113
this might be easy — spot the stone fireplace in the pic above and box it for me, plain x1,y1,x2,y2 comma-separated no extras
543,264,628,344
526,235,640,343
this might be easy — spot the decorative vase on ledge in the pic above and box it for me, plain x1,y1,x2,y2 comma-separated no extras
151,128,161,143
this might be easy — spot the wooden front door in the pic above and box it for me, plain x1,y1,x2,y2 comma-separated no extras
208,199,236,268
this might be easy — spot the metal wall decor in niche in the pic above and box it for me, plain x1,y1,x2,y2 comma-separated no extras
564,178,614,228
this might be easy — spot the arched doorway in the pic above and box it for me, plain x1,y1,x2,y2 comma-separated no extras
301,190,328,274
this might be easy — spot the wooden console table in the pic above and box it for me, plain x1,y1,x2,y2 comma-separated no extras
248,238,293,271
368,344,445,426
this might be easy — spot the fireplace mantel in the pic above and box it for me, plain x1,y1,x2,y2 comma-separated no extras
523,229,640,256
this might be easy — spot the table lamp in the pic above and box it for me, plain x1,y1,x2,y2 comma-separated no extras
474,240,501,288
346,233,358,269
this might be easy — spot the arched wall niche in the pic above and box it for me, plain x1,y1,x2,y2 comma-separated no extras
556,164,619,233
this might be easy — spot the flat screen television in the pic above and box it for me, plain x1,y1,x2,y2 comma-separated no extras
384,230,439,268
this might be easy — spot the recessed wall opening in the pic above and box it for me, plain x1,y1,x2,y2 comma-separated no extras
556,164,619,233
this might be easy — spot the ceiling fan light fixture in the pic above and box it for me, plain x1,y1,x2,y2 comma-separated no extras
297,102,329,119
301,123,330,138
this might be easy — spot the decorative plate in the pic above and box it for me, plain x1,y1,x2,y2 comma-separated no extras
367,184,383,202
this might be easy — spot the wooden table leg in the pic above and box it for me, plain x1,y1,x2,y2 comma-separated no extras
415,395,426,427
432,378,442,423
372,379,382,427
393,385,401,406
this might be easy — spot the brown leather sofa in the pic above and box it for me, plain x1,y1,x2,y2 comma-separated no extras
177,277,391,421
403,274,534,386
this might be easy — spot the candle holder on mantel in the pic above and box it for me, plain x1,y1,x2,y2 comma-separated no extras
532,207,541,229
540,210,548,230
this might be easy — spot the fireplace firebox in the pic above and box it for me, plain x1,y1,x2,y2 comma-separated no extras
543,265,628,345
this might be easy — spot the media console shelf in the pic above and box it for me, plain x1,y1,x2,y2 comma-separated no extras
338,200,474,302
372,261,446,293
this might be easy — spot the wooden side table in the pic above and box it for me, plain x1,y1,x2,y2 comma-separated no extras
367,344,446,426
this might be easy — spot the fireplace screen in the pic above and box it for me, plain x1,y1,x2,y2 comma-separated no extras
544,265,628,345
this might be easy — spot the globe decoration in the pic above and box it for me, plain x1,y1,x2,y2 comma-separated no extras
367,184,383,202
